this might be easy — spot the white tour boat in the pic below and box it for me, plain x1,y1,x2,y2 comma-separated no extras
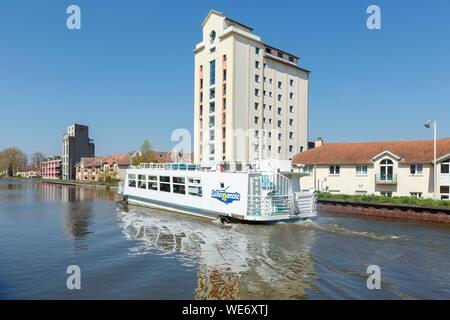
118,160,316,224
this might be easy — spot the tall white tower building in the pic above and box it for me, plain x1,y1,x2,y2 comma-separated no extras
194,10,310,167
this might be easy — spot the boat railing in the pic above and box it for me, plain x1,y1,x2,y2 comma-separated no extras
132,163,201,171
247,194,296,217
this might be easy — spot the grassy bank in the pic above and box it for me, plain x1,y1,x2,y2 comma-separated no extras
317,192,450,209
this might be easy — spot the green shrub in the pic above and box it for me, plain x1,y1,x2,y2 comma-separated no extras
316,192,449,208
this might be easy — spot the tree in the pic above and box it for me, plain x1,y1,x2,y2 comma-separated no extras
0,147,28,175
140,140,151,155
30,152,46,170
131,140,158,165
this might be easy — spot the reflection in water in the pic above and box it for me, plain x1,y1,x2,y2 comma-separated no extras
118,206,319,299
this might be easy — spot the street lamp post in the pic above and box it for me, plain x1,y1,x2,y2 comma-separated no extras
425,120,437,199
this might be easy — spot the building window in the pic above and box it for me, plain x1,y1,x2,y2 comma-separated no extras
356,165,368,175
441,186,450,200
278,133,282,141
209,102,215,113
209,60,215,86
380,191,393,197
255,47,260,54
254,116,259,124
380,159,394,181
289,92,294,99
265,47,272,54
441,159,450,174
289,56,294,62
289,119,293,126
289,145,293,152
255,74,260,83
278,81,282,89
223,70,227,81
277,52,283,58
255,61,260,69
268,145,272,151
303,165,313,174
410,192,422,199
209,88,215,99
329,165,340,175
277,107,282,115
223,98,226,109
278,94,282,101
223,84,226,96
255,89,260,96
289,105,294,113
289,132,293,139
254,102,259,110
209,47,216,53
289,79,294,86
410,164,423,175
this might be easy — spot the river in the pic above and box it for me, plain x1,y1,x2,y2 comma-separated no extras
0,179,449,299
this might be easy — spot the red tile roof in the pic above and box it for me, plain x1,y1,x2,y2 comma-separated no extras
292,139,450,165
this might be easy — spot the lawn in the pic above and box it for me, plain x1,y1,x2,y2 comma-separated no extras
317,192,450,208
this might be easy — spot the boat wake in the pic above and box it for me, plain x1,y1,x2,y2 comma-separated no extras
294,219,407,241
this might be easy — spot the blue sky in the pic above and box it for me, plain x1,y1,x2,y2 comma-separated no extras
0,0,449,157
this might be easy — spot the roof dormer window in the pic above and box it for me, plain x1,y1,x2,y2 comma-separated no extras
209,30,216,43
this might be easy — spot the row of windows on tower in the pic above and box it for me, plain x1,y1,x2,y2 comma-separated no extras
254,117,294,127
255,88,294,100
255,46,296,62
255,75,294,88
253,144,295,153
254,103,295,113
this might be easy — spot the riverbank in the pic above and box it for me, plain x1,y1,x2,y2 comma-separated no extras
318,196,450,224
0,176,119,191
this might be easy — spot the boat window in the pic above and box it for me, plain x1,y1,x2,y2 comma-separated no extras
160,182,171,192
148,175,157,181
148,181,158,191
173,184,186,194
138,175,146,189
128,174,136,180
188,178,201,185
173,177,185,184
188,186,203,197
160,176,170,183
128,179,136,188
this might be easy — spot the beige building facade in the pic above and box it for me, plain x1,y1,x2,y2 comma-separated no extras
194,10,310,166
293,139,450,200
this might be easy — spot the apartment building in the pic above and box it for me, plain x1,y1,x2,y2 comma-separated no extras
61,124,95,180
76,154,131,182
194,10,310,167
40,156,62,179
293,139,450,200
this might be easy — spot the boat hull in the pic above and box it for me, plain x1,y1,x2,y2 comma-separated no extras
124,195,313,224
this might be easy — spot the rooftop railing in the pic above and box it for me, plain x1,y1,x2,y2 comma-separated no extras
135,163,201,171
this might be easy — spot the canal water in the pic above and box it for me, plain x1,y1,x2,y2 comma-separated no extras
0,179,449,299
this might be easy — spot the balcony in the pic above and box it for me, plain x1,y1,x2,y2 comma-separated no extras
375,174,397,185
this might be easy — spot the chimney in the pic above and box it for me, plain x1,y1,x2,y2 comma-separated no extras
315,137,324,148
